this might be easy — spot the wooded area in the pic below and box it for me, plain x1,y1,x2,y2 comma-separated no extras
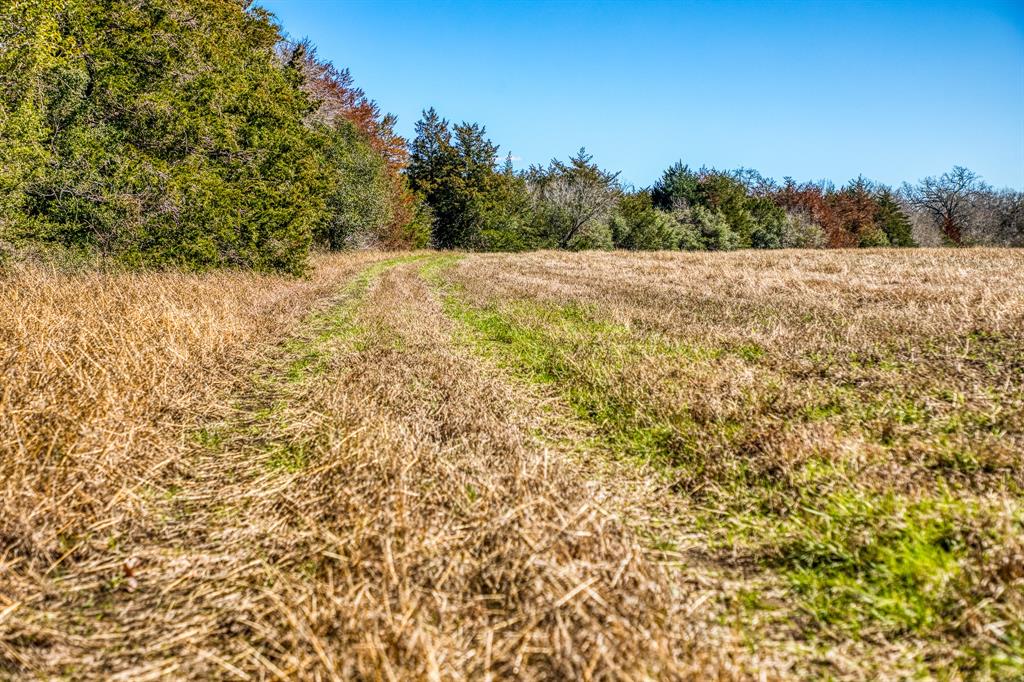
2,0,1020,273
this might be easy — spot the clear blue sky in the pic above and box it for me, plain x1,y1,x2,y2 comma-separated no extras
258,0,1024,189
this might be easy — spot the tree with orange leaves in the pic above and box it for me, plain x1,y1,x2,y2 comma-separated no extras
281,41,426,249
284,40,408,171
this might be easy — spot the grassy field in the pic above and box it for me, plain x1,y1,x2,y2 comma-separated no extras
1,249,1021,679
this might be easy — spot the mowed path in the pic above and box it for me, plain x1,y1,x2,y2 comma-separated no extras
11,251,1019,679
3,256,753,680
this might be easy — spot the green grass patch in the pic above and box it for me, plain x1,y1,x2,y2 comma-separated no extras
266,443,311,472
193,425,227,450
441,295,703,464
777,491,968,635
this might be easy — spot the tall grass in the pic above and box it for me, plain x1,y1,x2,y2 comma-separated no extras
0,253,386,590
441,248,1024,676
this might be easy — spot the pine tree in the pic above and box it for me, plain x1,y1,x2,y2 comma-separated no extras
651,162,700,210
407,109,532,249
875,188,916,247
407,108,454,195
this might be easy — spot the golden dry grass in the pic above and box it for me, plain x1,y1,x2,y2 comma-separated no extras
441,248,1024,678
0,252,389,562
1,248,1021,679
0,252,390,673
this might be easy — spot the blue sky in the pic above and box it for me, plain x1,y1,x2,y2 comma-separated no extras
258,0,1024,189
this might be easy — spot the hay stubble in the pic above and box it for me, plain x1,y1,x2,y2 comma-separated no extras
2,248,1021,679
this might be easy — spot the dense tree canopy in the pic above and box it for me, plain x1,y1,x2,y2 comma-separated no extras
0,0,424,272
406,114,1018,253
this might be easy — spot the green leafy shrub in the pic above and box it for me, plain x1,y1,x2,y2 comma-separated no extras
312,121,400,249
859,226,891,247
565,220,614,250
610,192,682,250
676,205,738,251
675,221,706,251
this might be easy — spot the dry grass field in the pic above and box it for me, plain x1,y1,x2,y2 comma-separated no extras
1,248,1021,679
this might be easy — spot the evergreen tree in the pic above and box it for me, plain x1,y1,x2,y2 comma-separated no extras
748,196,787,248
6,0,322,272
651,162,700,210
875,188,916,247
407,109,532,249
407,108,455,194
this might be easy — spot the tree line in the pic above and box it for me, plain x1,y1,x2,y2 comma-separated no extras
2,1,1020,274
407,109,1023,253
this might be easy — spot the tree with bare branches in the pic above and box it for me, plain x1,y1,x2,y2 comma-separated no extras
904,166,987,246
527,149,621,249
